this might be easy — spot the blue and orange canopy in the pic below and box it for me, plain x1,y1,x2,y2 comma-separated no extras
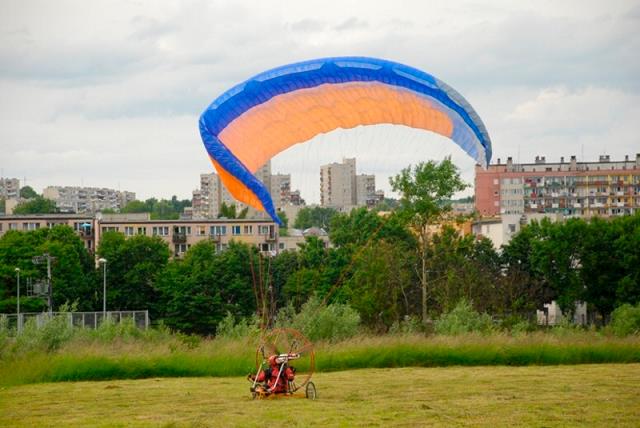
199,57,492,224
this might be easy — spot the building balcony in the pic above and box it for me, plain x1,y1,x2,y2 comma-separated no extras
209,234,221,242
172,233,187,244
78,230,94,239
264,232,277,242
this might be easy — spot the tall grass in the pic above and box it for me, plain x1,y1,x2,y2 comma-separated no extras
1,328,639,387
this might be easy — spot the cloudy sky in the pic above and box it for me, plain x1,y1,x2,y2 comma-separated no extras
1,0,638,203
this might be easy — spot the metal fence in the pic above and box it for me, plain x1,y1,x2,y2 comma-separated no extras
0,310,149,334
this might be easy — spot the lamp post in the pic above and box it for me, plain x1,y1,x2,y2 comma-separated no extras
15,267,20,331
98,258,107,316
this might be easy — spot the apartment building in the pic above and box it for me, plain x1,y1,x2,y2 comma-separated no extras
42,186,136,214
192,162,272,219
270,173,292,209
0,178,20,199
192,161,307,220
0,213,287,257
97,214,281,257
320,158,379,210
0,213,96,251
356,174,379,207
320,158,356,208
475,154,640,218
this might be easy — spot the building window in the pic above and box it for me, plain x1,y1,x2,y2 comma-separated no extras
152,226,169,236
173,226,191,235
124,226,134,236
279,242,285,250
244,225,253,235
232,225,241,236
174,243,189,255
258,225,270,234
197,225,207,236
23,222,40,231
137,227,147,235
9,223,18,230
210,225,227,235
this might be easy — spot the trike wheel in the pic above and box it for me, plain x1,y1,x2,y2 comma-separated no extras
305,381,317,400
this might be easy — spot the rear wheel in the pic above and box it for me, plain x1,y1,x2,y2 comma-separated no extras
305,381,317,400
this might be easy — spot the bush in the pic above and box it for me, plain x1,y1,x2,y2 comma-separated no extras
389,316,423,335
0,317,10,359
216,312,260,339
434,299,494,335
276,295,360,342
609,304,640,336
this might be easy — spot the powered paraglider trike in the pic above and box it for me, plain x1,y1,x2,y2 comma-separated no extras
248,328,316,400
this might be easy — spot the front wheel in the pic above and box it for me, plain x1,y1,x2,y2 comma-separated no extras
305,381,317,400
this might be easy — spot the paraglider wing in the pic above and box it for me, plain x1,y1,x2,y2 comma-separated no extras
199,57,492,224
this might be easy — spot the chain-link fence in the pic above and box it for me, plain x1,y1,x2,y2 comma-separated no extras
0,310,149,333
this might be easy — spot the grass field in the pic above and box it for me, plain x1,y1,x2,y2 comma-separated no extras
1,364,639,427
2,333,639,387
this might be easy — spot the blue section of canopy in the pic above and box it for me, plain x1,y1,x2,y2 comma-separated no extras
199,57,493,225
200,57,492,166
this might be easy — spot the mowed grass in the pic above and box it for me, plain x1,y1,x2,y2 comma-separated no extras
1,364,639,427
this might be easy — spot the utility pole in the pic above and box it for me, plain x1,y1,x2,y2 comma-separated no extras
32,253,56,314
15,267,21,332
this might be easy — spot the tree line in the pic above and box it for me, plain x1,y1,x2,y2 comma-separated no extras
1,160,639,334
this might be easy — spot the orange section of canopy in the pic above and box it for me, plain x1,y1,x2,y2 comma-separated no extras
218,82,455,173
211,158,265,211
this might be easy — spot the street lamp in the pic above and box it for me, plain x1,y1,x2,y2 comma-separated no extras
98,258,107,316
15,267,20,317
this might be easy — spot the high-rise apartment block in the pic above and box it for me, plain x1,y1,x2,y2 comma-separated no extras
475,154,640,217
42,186,136,214
320,158,380,209
270,173,292,208
320,158,356,208
0,178,20,199
192,161,293,219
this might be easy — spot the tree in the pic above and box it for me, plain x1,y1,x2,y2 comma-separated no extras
218,202,248,220
19,186,38,199
96,232,171,315
120,200,148,213
293,206,338,230
346,240,415,331
156,241,256,335
390,158,467,323
277,210,289,233
0,226,95,311
120,196,191,219
329,208,413,249
12,196,58,214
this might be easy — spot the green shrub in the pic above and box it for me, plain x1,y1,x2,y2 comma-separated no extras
510,320,533,336
276,295,360,342
82,317,145,342
38,313,75,352
216,312,260,339
609,304,640,336
389,316,423,335
434,299,494,335
0,317,10,359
